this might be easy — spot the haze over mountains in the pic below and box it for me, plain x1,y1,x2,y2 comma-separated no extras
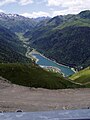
0,10,90,89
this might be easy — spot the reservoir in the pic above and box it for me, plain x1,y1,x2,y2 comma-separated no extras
31,53,75,76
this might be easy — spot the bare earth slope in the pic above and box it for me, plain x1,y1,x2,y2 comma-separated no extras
0,77,90,112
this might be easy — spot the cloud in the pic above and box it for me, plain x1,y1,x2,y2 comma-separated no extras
0,0,16,6
47,0,90,15
35,0,47,5
0,9,4,12
47,0,61,6
0,0,33,6
21,11,50,18
19,0,33,5
47,0,87,7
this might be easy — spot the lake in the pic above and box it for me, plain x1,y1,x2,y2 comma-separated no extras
31,53,75,76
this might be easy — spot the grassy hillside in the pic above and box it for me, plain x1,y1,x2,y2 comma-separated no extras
0,63,84,89
55,18,90,30
69,67,90,87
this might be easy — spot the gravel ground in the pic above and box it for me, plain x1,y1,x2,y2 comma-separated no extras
0,77,90,112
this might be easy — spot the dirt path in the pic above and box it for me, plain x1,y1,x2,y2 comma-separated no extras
0,77,90,112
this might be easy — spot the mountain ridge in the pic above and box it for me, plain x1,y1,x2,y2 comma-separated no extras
23,10,90,69
0,10,90,69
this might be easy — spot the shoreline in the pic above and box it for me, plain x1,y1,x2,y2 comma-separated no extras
30,52,63,74
29,49,76,74
30,50,69,68
29,50,65,75
40,65,63,75
71,68,77,73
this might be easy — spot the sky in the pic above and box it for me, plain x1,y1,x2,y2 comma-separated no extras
0,0,90,18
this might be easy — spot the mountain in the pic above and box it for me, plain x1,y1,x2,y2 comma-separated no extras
34,17,50,23
0,25,30,63
24,10,90,69
69,67,90,87
0,13,51,33
24,11,90,39
0,12,36,33
78,10,90,19
31,26,90,68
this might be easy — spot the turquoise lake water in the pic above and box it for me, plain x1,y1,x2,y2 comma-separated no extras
32,53,75,76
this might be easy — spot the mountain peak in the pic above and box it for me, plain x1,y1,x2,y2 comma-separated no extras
78,10,90,19
0,12,26,19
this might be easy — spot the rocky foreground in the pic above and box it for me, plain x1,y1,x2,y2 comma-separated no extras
0,77,90,112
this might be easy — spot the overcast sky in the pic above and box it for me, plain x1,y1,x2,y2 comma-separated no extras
0,0,90,18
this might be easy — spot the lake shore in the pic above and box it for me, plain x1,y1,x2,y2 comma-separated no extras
30,49,69,68
29,49,76,76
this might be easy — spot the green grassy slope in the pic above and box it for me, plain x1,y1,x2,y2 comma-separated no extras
54,10,90,30
69,67,90,86
0,63,84,89
55,18,90,30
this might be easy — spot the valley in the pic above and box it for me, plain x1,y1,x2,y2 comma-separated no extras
0,10,90,90
25,10,90,69
0,10,90,112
